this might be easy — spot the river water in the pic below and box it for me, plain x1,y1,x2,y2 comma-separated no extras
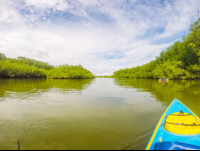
0,78,200,150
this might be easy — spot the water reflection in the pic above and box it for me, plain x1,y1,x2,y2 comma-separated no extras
0,79,94,98
114,79,200,116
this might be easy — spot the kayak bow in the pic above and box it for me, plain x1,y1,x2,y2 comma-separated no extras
146,98,200,150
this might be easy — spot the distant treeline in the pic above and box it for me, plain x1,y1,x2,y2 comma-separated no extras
95,75,113,78
0,53,94,79
113,18,200,80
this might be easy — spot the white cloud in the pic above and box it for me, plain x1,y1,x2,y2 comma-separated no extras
0,0,200,75
22,0,69,12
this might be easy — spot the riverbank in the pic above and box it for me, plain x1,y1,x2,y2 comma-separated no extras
113,19,200,80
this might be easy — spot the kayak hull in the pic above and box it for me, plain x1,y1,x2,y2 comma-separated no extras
145,99,200,150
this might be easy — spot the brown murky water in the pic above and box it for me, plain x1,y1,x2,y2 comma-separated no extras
0,78,200,150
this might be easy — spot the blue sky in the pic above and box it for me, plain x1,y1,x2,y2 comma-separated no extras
0,0,199,75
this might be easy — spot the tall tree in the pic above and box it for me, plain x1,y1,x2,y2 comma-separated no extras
0,53,6,60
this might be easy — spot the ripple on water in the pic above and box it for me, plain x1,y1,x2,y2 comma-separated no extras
1,79,200,149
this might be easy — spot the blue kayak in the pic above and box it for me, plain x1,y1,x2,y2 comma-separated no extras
146,99,200,150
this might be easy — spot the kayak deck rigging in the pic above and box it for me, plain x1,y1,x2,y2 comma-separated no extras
164,111,200,135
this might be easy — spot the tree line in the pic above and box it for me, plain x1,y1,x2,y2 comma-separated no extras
113,18,200,80
0,54,94,79
95,75,113,78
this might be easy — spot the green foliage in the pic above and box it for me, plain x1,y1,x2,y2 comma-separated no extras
0,53,6,60
16,56,54,70
113,18,200,80
0,59,46,78
0,54,95,79
96,75,113,78
47,64,95,79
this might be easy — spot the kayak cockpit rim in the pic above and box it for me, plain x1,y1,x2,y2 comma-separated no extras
145,99,176,150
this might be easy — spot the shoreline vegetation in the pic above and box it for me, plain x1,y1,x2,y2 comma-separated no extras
0,55,95,79
113,19,200,80
95,75,113,78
